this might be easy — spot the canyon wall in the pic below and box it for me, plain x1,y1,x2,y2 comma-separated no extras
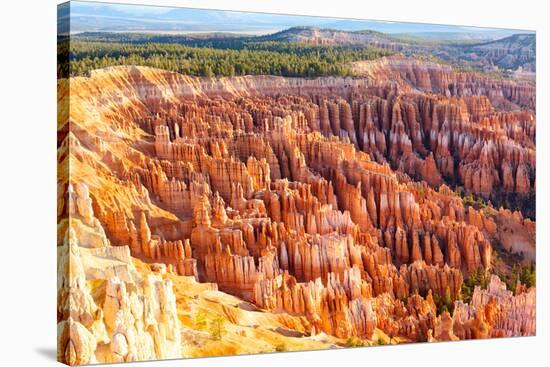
58,63,535,363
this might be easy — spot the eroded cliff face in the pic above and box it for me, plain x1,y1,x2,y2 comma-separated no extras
352,56,535,217
352,55,535,109
430,275,535,342
57,183,181,365
58,63,535,363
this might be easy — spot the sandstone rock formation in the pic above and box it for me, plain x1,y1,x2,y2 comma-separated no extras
58,63,535,363
57,184,182,364
430,275,535,342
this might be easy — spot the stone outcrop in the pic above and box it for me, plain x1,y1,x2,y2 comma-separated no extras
254,269,376,339
57,184,182,365
444,275,535,340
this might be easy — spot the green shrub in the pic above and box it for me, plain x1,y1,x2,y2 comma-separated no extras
460,267,488,303
434,286,454,315
194,311,207,331
345,337,364,347
209,315,227,341
504,264,536,291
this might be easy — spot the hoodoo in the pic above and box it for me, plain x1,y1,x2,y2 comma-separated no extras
57,7,536,363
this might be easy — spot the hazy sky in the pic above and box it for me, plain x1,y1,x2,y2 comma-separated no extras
61,0,532,35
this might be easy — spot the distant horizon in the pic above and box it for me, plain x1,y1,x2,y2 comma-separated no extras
60,0,535,38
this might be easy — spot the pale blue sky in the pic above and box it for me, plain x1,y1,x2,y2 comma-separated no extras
62,0,533,35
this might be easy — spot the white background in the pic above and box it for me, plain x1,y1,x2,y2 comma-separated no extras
0,0,547,366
